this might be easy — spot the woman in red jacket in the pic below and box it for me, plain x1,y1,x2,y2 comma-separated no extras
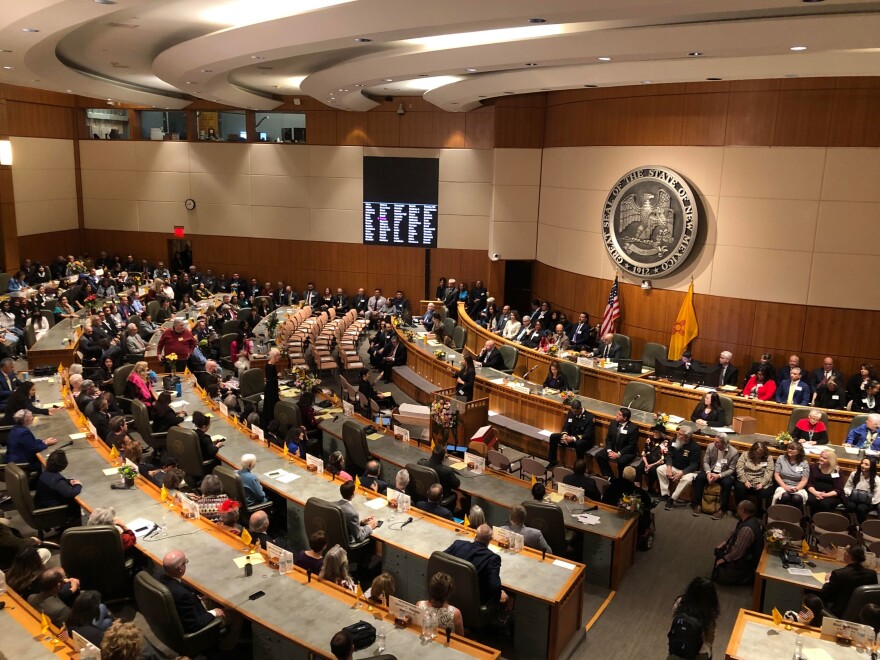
742,367,776,401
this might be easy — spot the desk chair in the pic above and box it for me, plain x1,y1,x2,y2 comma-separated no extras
239,367,265,407
405,463,456,510
497,345,518,375
113,363,136,412
612,333,632,360
811,511,850,543
522,500,573,557
130,399,167,453
304,497,372,571
718,394,734,426
220,319,241,336
341,420,371,477
817,532,857,554
61,525,133,603
591,476,610,499
621,381,655,413
861,520,880,546
5,463,72,539
427,551,495,632
640,342,667,368
452,326,467,352
551,466,572,485
466,441,488,458
167,426,217,485
520,457,551,484
558,361,579,393
442,318,455,340
218,333,237,370
849,414,869,435
787,407,828,433
486,449,521,476
212,465,272,526
134,571,224,658
766,504,803,529
842,585,880,623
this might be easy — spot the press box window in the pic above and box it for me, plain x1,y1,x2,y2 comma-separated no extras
141,111,188,140
86,108,130,140
252,112,306,143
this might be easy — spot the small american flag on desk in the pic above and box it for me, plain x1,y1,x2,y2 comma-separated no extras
598,276,620,337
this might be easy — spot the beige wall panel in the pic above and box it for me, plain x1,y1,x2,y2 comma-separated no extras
78,140,138,171
439,149,493,183
11,169,76,202
137,201,188,233
309,145,363,179
438,182,492,217
309,177,361,210
536,223,562,270
438,214,489,250
808,252,880,310
190,172,250,206
715,197,819,252
494,148,542,187
814,201,880,256
80,169,138,201
251,205,310,240
137,171,191,203
554,227,606,279
821,149,880,203
709,245,811,304
15,199,78,236
136,142,190,173
720,147,825,201
188,143,250,174
9,137,74,170
538,187,604,231
490,220,536,261
492,185,539,224
187,204,250,236
83,198,139,231
250,144,310,177
309,208,360,243
250,175,309,208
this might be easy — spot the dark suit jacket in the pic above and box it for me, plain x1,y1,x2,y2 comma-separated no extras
605,420,637,457
0,370,21,409
568,322,594,348
561,410,595,447
416,500,453,520
158,574,216,634
477,348,505,371
810,367,844,389
821,563,879,617
717,363,739,387
34,471,82,508
562,473,601,501
418,456,461,496
443,539,502,604
360,474,388,495
690,402,726,427
592,342,621,360
775,379,811,406
333,294,350,313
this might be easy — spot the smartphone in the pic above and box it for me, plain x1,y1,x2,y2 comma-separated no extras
249,590,266,600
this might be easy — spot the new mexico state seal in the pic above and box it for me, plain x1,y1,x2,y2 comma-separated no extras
602,166,699,278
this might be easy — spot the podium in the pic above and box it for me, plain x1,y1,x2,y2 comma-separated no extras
430,388,489,453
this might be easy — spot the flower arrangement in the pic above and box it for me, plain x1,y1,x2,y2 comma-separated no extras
291,367,320,392
430,399,460,433
775,431,793,449
68,260,88,275
163,352,179,375
653,412,670,425
433,349,446,360
83,294,98,310
618,492,643,518
560,390,578,406
118,465,138,486
403,329,415,342
129,274,142,287
766,526,790,552
547,345,559,357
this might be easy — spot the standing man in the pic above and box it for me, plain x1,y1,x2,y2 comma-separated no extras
546,399,595,469
595,407,637,478
810,356,844,391
444,525,508,607
157,319,197,371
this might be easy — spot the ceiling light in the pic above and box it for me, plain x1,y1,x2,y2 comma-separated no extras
395,75,461,92
525,62,537,67
65,89,72,93
354,83,364,87
21,28,39,33
597,56,611,61
200,0,354,28
405,24,564,50
528,18,546,24
200,69,213,73
688,52,703,57
584,84,597,88
642,80,652,84
95,0,118,4
790,45,807,51
0,140,12,166
0,49,11,53
384,78,393,82
2,66,13,70
466,68,477,73
355,37,372,43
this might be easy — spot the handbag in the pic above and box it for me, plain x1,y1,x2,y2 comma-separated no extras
849,489,872,505
701,482,722,514
342,621,376,650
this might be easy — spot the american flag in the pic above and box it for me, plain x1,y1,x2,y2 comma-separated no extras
598,276,620,337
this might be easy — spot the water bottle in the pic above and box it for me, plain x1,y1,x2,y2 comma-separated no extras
792,636,803,660
175,380,182,398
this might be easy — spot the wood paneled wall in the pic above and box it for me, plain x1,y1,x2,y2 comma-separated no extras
17,229,82,269
80,229,499,302
532,262,880,383
544,77,880,148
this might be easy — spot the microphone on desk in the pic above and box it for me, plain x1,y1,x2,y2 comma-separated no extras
400,517,414,528
625,394,641,408
583,505,599,512
541,549,546,561
522,365,539,380
56,441,74,450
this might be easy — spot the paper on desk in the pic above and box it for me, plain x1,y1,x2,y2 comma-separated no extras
574,513,601,525
69,432,87,439
844,446,860,454
210,434,224,442
427,340,441,346
449,461,467,471
803,649,835,660
364,498,387,510
317,414,333,421
668,415,685,423
264,469,286,478
552,559,576,570
184,416,193,423
713,427,735,434
787,567,813,576
325,407,343,414
366,432,385,441
170,400,188,409
538,429,552,437
233,554,265,569
103,467,119,476
548,493,564,503
488,410,498,417
491,378,506,385
127,518,157,538
487,544,502,555
42,402,62,409
276,473,300,484
812,571,827,583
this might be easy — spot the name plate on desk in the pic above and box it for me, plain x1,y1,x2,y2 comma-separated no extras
557,482,585,504
393,425,410,442
306,454,324,475
219,402,229,418
577,357,595,368
508,383,531,394
821,618,874,646
463,452,485,474
389,596,422,626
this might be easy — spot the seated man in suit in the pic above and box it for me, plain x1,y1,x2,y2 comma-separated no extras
820,544,879,617
332,288,350,315
502,505,551,554
336,479,377,543
247,510,290,551
672,350,700,369
809,356,844,391
595,407,638,478
0,357,21,411
476,339,505,371
380,334,407,383
549,324,570,352
775,367,811,406
717,351,739,387
360,459,388,495
444,524,508,607
421,302,437,331
591,333,620,360
547,399,595,469
568,313,595,351
846,414,880,451
513,315,532,343
418,446,461,502
562,460,602,501
776,354,801,385
415,483,454,520
159,550,239,650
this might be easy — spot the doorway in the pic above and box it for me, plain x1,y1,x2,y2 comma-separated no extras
167,240,192,273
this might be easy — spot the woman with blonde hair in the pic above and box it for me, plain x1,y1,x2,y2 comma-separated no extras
806,449,846,515
124,361,154,411
320,545,356,592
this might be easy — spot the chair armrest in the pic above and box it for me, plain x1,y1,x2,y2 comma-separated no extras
34,504,75,528
246,500,273,515
181,616,225,654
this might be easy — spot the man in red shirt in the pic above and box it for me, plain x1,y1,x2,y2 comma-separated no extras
157,319,196,370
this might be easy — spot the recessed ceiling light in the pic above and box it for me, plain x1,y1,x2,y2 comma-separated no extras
21,28,39,33
95,0,118,4
384,78,393,82
355,83,364,87
466,68,477,73
528,18,546,23
597,56,611,62
251,55,265,59
355,37,372,43
2,66,13,70
478,95,486,98
504,91,515,94
802,0,824,3
65,89,72,93
584,84,597,88
186,81,196,85
790,45,807,51
525,62,537,67
688,52,703,57
706,77,722,81
200,69,212,73
0,49,11,53
642,80,652,84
